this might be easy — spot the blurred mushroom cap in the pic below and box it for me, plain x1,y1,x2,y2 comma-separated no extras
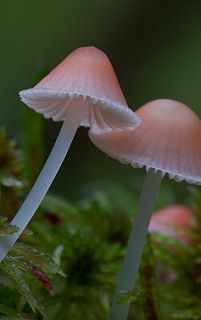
19,46,139,131
149,205,195,245
89,99,201,184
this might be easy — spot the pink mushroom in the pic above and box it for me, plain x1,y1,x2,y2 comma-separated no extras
89,99,201,319
0,46,140,261
149,205,195,245
149,205,195,284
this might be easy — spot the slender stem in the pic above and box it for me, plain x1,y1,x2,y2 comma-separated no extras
110,169,162,320
0,101,84,261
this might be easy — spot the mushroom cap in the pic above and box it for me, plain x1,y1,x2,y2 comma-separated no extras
149,205,195,245
89,99,201,184
19,46,139,131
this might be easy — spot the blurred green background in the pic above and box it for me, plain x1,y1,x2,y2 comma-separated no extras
0,0,201,204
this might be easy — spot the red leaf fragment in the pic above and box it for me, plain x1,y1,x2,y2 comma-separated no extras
29,266,53,293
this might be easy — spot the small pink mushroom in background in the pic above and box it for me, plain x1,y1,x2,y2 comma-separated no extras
149,205,195,246
149,205,196,285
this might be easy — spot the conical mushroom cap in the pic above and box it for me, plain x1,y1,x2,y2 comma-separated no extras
19,46,139,131
89,99,201,184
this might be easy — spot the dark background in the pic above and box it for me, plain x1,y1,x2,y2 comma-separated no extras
0,0,201,206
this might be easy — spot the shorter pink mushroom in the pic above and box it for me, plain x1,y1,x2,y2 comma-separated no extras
89,99,201,319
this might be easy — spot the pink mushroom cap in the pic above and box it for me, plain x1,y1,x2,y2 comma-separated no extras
89,99,201,184
19,46,140,131
149,205,195,245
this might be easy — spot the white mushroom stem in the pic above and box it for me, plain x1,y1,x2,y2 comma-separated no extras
110,169,162,320
0,101,84,262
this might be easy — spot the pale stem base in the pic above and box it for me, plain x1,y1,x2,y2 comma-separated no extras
110,169,162,320
0,101,84,261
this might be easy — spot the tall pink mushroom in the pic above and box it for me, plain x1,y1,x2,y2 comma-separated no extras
0,46,140,261
89,99,201,319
